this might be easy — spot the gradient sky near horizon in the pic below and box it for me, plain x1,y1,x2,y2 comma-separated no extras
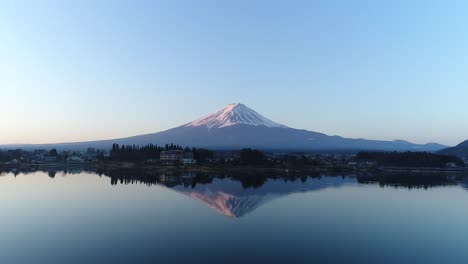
1,1,468,146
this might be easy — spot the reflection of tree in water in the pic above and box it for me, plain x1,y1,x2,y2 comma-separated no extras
97,168,162,186
96,169,212,187
0,167,95,178
227,172,317,189
48,171,56,178
357,172,461,189
1,167,466,191
98,168,321,189
3,167,468,217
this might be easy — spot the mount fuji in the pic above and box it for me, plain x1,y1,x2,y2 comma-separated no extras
6,103,447,151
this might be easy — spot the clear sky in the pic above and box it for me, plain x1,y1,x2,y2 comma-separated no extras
1,0,467,146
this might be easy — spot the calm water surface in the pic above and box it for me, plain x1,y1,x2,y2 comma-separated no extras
1,170,468,264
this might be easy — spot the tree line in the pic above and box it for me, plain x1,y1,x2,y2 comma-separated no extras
110,143,213,163
356,151,464,168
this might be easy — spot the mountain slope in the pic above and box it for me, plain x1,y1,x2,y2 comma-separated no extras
3,103,448,151
438,140,468,158
97,103,447,151
184,103,286,129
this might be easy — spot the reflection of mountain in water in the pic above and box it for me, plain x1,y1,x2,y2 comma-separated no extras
0,167,356,218
91,169,357,217
4,167,468,217
171,177,356,218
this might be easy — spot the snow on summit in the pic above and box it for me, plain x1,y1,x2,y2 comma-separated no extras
184,103,287,129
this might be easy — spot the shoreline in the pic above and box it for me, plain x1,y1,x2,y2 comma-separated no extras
0,161,325,174
1,162,468,175
379,166,468,174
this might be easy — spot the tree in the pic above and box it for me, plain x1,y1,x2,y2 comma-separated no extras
49,149,58,156
240,148,265,165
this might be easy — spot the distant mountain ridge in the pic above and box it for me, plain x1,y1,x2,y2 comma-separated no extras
2,103,448,152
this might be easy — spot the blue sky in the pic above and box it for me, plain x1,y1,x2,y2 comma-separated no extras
1,1,467,146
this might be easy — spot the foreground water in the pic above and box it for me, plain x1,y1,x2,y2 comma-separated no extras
1,170,468,264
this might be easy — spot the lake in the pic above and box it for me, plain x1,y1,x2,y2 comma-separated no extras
1,170,468,264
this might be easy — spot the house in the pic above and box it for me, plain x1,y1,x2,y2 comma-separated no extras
145,158,159,164
160,150,196,164
446,162,458,168
67,156,85,163
44,156,57,163
182,158,196,165
182,152,196,164
160,150,184,161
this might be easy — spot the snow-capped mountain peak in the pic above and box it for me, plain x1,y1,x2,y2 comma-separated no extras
184,103,287,129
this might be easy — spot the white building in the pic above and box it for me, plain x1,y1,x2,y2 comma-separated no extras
160,150,184,161
67,156,85,163
182,158,196,165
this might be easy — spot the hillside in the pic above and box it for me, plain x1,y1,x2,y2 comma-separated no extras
438,140,468,158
